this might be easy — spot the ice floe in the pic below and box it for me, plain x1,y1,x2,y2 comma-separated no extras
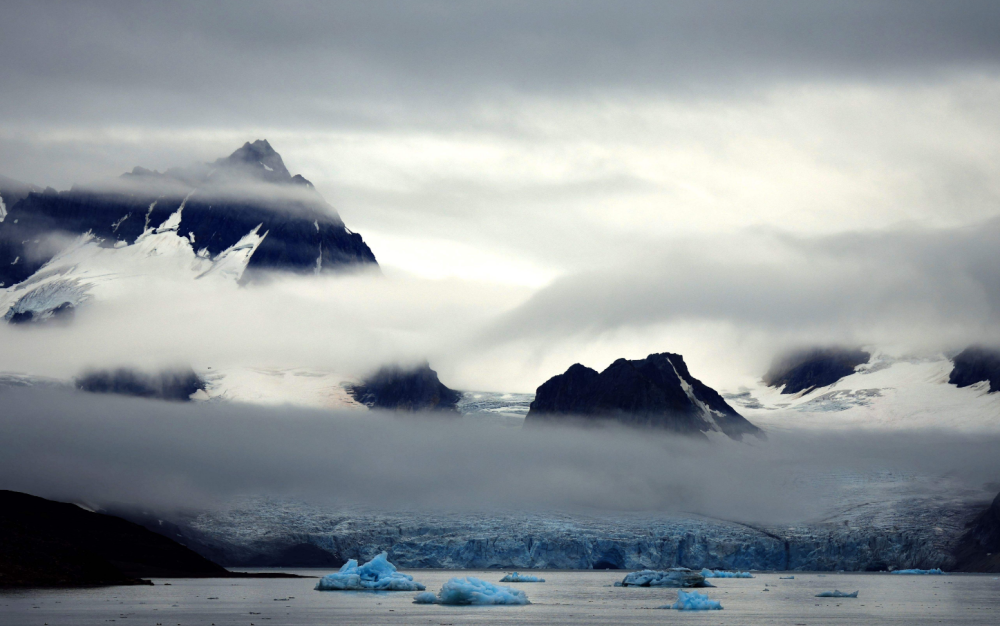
617,568,710,588
314,551,425,591
499,572,545,583
891,568,944,575
816,590,859,597
659,590,723,610
700,568,753,578
414,577,529,605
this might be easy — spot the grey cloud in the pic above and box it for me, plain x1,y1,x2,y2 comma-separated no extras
483,219,1000,355
1,386,998,524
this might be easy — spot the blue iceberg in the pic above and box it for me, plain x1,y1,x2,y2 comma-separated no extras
816,590,858,598
499,572,545,583
315,551,426,591
891,568,944,575
659,590,723,610
414,577,529,605
700,568,754,578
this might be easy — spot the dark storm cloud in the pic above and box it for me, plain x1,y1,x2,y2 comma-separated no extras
2,1,1000,129
1,387,998,523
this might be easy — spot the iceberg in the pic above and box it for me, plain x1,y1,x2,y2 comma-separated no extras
414,577,529,605
779,575,795,579
499,572,545,583
315,551,425,591
815,590,859,598
617,568,709,588
891,568,944,575
659,590,723,611
700,568,754,578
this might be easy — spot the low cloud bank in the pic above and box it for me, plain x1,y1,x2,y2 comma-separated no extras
1,387,998,524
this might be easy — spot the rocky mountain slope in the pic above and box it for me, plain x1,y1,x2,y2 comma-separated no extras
525,352,762,440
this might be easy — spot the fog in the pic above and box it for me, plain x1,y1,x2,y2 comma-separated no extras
1,387,997,524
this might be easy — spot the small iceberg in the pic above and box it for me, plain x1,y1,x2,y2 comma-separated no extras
617,568,710,588
499,572,545,583
815,590,859,598
779,575,795,579
701,568,754,578
891,568,944,575
659,590,723,611
413,577,529,605
315,551,425,591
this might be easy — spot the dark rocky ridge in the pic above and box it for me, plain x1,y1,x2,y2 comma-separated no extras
763,347,871,395
349,362,462,412
953,490,1000,572
0,490,227,587
524,352,762,440
949,346,1000,394
75,367,206,401
0,140,377,288
0,173,42,215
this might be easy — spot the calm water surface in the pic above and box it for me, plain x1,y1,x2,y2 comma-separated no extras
2,570,999,626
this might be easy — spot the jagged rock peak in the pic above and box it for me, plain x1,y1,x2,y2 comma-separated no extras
949,345,1000,394
216,139,307,185
348,362,461,412
525,352,762,440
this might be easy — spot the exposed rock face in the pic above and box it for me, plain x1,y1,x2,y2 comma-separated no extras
763,347,871,395
0,140,377,288
75,367,206,401
953,491,1000,572
349,362,462,411
0,174,41,222
0,490,228,587
524,352,761,439
949,346,1000,394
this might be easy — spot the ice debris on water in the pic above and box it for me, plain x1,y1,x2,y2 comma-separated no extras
499,572,545,583
779,575,795,579
659,590,723,610
413,577,529,605
700,568,754,578
616,568,710,588
815,590,859,598
891,568,944,575
315,551,425,591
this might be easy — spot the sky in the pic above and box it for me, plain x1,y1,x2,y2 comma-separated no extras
2,1,1000,391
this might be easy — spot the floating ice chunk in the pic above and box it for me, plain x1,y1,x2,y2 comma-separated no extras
779,575,795,579
659,590,723,610
618,568,709,588
700,568,754,578
815,590,859,598
499,572,545,583
891,568,944,575
314,551,425,591
414,577,529,605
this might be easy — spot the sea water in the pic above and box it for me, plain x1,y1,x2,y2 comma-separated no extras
2,570,998,625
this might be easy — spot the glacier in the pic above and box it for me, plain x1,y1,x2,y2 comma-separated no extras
416,577,529,605
659,590,723,610
314,551,425,591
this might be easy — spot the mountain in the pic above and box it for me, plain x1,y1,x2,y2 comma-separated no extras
348,362,462,412
953,489,1000,572
949,345,1000,394
524,352,762,440
0,140,377,289
763,347,871,395
0,490,227,587
0,174,42,222
726,351,1000,431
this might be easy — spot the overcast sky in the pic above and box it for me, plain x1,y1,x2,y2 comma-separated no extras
2,1,1000,389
